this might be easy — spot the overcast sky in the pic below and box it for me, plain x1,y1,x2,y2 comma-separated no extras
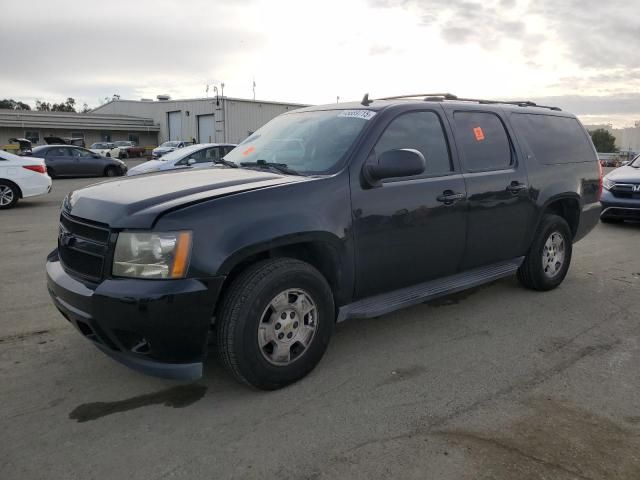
1,0,639,126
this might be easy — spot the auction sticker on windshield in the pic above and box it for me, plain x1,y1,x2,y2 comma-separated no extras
337,110,377,120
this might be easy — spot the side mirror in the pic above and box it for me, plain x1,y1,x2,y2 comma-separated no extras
363,149,426,187
187,158,196,165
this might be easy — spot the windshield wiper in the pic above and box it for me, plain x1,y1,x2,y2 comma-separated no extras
240,160,301,176
216,158,238,168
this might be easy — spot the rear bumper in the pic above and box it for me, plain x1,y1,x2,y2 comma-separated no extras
46,250,224,380
21,174,52,198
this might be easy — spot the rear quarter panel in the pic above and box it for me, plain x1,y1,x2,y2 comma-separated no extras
506,111,600,243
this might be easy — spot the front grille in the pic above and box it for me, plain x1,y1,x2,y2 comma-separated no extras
58,212,111,281
610,183,640,199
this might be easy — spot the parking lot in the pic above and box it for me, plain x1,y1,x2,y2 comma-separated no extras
1,167,639,479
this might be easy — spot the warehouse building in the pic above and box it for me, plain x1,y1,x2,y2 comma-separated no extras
0,110,159,149
92,95,308,145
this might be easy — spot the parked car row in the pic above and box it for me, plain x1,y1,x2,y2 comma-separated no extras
151,140,195,159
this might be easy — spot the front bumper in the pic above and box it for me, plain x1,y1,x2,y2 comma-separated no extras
46,250,224,380
600,189,640,220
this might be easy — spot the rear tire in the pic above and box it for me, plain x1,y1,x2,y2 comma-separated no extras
0,180,20,209
216,258,335,390
518,214,573,291
105,166,118,177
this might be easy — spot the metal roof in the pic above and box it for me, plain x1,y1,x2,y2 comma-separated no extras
0,110,160,131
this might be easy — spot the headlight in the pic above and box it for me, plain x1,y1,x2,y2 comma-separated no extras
603,177,615,190
113,231,192,279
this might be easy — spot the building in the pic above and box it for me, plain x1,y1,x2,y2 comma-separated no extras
0,110,159,150
92,96,308,145
612,125,640,153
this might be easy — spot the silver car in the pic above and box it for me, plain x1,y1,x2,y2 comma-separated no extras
127,143,237,176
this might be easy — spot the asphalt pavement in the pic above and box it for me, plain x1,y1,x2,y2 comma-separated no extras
1,166,639,479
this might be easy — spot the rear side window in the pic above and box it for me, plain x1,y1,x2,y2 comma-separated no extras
454,111,512,171
373,111,452,176
510,114,595,164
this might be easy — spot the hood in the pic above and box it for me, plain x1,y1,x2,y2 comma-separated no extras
127,160,165,176
64,167,310,228
605,165,640,184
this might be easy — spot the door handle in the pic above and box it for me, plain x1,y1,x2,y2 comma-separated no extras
437,190,466,204
507,181,528,194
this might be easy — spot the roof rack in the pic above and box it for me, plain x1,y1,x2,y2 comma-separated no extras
375,93,562,111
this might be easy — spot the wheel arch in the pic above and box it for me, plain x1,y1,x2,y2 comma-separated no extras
536,193,581,240
0,178,23,198
217,232,350,310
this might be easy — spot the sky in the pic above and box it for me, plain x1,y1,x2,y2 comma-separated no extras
1,0,639,127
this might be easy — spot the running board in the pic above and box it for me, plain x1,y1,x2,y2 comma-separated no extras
337,257,524,322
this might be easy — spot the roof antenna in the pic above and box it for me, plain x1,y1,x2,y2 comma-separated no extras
361,93,372,106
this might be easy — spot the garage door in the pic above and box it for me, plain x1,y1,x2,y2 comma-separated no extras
168,111,182,141
198,114,215,143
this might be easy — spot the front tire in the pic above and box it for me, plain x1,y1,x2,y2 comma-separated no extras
216,258,335,390
104,166,118,177
0,181,19,209
517,214,573,291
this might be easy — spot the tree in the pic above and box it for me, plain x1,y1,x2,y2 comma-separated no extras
589,128,618,153
0,98,31,110
81,103,91,113
35,100,52,111
51,97,76,112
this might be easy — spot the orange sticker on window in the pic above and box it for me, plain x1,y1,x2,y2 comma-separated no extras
473,127,485,141
242,146,255,156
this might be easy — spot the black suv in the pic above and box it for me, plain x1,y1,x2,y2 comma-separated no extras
46,94,601,389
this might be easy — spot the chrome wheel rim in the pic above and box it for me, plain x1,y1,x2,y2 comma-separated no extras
0,185,14,206
258,289,318,366
542,231,565,278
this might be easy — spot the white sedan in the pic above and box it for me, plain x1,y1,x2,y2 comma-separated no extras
0,150,52,209
127,143,236,176
89,142,121,158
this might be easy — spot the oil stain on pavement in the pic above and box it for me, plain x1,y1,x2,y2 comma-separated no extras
438,397,640,479
69,384,207,423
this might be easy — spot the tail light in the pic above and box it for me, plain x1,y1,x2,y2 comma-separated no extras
23,165,47,174
597,161,603,200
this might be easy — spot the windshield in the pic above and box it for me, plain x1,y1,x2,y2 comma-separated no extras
157,144,203,162
224,110,373,174
630,154,640,167
115,141,131,146
160,141,181,148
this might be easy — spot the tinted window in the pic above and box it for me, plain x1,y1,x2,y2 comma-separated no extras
71,148,93,158
47,147,70,157
189,148,215,164
204,147,221,162
373,111,452,176
454,112,512,171
510,114,595,164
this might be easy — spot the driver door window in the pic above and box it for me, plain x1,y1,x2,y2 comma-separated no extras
372,111,453,180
